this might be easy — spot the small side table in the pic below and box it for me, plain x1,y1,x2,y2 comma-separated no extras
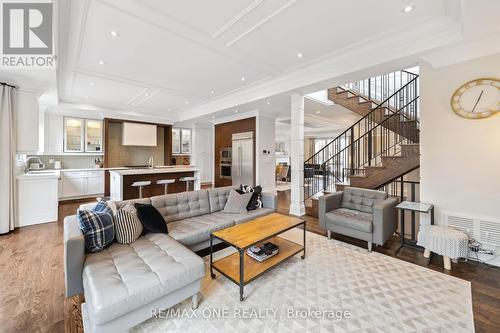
395,201,434,254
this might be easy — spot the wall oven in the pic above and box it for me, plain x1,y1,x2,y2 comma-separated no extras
219,161,232,179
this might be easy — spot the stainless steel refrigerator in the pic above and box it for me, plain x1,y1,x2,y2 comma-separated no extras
232,131,254,186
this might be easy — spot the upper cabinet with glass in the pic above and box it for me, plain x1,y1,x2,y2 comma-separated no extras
85,120,103,152
64,117,103,153
172,128,191,155
64,118,84,152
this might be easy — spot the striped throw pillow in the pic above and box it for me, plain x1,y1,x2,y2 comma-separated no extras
114,209,143,244
77,204,114,253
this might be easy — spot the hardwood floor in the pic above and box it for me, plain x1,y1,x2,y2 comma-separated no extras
0,191,499,332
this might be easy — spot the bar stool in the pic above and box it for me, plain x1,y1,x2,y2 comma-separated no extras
179,176,196,192
156,179,175,195
131,181,151,198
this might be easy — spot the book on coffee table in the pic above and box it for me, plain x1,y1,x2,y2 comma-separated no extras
246,242,279,262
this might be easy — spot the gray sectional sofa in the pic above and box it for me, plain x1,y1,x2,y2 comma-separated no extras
64,186,277,333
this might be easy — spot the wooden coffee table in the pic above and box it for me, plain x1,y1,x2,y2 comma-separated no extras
210,213,306,301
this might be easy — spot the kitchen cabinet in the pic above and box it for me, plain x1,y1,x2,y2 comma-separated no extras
172,128,191,154
16,90,39,153
64,117,103,153
64,118,84,152
60,170,104,199
17,173,58,226
85,119,103,152
44,113,64,154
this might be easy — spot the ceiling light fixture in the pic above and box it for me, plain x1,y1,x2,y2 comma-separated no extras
89,82,95,86
235,109,239,113
210,90,215,95
297,53,303,58
241,77,245,82
168,108,171,111
85,95,89,98
98,60,105,65
131,103,135,106
316,111,321,114
403,5,414,13
185,101,189,105
211,115,215,119
144,92,149,97
267,101,271,105
110,31,119,37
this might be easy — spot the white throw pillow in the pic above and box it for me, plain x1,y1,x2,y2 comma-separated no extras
223,190,253,214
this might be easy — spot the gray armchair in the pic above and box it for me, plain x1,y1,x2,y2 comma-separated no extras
319,187,399,251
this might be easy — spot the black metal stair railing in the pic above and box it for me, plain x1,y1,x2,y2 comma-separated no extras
304,73,419,199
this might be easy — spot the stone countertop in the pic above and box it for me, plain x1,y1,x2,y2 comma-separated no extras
109,166,199,176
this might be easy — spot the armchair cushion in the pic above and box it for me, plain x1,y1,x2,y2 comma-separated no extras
341,187,388,214
319,192,343,229
325,208,373,233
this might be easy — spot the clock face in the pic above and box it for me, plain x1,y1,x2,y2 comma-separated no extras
451,78,500,119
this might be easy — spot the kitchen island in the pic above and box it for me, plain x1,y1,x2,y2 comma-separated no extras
109,166,200,201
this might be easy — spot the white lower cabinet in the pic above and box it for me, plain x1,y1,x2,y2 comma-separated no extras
60,170,104,200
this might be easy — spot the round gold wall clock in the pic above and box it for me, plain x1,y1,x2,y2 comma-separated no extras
450,78,500,119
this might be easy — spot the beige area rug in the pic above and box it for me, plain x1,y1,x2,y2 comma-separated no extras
133,229,474,333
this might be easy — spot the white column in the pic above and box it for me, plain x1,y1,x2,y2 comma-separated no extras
289,94,305,216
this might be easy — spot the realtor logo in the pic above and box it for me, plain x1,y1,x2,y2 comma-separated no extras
3,2,53,54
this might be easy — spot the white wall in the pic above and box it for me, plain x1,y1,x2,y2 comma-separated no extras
420,53,500,224
256,114,276,191
191,123,214,184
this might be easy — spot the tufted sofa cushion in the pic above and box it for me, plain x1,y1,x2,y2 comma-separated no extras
151,190,210,223
207,186,235,213
341,187,387,214
168,214,235,246
211,208,275,225
82,233,204,325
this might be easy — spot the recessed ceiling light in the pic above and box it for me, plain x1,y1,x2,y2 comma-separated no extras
235,109,239,113
144,92,149,97
241,77,245,82
98,60,105,65
110,31,119,37
266,101,271,105
85,95,89,98
89,82,95,86
211,115,215,119
316,111,321,114
403,5,414,13
210,90,215,95
131,103,135,106
168,108,171,111
297,53,303,58
185,101,189,105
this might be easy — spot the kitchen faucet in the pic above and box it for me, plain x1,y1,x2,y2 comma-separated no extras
148,156,154,169
25,156,43,172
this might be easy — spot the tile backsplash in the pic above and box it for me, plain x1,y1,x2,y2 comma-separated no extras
18,154,104,171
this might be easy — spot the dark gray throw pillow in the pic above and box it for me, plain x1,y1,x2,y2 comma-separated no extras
134,203,168,234
223,190,253,214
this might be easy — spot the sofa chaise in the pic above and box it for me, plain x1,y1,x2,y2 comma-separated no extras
64,186,277,333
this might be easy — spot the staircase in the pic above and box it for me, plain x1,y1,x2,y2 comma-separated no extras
304,69,420,199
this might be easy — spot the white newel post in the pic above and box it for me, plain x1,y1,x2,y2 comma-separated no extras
289,94,305,216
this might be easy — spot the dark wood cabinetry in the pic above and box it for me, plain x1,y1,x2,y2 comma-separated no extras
214,117,256,187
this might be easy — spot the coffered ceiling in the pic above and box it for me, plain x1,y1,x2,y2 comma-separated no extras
58,0,457,122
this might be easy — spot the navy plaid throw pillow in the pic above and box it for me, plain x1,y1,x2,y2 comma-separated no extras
77,201,115,252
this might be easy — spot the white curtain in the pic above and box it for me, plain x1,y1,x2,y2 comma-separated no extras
0,84,16,234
